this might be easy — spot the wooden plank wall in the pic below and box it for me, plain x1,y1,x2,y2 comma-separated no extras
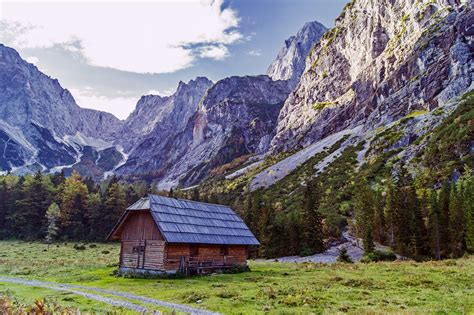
165,244,190,270
121,240,140,268
143,240,166,270
120,211,163,240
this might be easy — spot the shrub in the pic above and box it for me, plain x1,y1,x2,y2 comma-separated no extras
337,248,353,263
73,244,86,250
361,250,397,263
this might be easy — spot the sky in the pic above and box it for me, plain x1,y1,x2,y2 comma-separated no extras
0,0,348,120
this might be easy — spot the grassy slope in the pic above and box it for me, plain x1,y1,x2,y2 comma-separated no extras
0,242,473,314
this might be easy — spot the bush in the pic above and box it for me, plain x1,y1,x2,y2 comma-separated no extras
73,244,86,250
299,247,314,257
361,250,397,263
337,248,353,263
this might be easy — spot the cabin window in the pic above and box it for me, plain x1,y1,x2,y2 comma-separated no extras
190,244,199,256
220,245,229,256
132,245,145,253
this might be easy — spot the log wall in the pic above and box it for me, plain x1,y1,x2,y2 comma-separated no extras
165,244,248,271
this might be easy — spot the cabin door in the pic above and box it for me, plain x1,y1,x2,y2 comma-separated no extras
135,240,146,269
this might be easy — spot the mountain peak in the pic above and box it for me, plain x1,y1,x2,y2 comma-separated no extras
267,20,327,89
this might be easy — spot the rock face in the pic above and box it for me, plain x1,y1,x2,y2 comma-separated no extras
116,77,213,173
271,0,473,152
267,21,327,90
0,44,124,176
156,75,292,189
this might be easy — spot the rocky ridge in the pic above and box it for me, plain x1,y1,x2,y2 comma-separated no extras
271,0,472,153
267,21,327,90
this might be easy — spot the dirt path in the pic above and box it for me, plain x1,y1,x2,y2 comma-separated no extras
264,230,364,264
0,277,220,315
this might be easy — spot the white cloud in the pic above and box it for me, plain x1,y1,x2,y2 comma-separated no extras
247,49,261,56
147,89,174,96
0,0,242,74
69,88,138,120
197,45,229,60
25,56,39,64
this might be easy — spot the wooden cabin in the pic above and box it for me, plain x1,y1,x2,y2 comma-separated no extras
107,194,259,275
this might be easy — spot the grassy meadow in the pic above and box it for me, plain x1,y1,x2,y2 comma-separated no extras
0,241,473,314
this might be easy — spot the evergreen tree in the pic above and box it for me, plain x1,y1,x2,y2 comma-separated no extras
373,188,386,244
125,185,140,205
84,176,97,193
428,190,442,259
301,182,324,254
12,171,53,240
438,182,451,257
0,180,8,238
449,184,465,257
45,203,60,246
60,171,89,240
384,178,398,247
250,190,263,233
191,188,200,201
408,181,428,258
50,170,66,187
258,200,275,258
86,192,104,240
394,167,414,255
102,182,127,237
354,179,375,253
463,171,474,253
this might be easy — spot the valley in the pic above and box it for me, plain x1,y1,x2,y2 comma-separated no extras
1,241,473,314
0,0,473,313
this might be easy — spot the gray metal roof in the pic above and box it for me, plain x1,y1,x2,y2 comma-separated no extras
127,195,259,246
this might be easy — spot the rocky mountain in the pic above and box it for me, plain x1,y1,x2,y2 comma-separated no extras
0,44,125,177
271,0,472,152
1,0,471,192
267,21,327,90
156,75,292,189
116,77,213,172
114,21,327,187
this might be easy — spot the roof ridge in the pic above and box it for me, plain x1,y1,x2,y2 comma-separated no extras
149,194,232,208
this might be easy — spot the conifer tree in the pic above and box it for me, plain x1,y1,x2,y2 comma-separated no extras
449,184,465,257
45,203,60,246
13,171,53,240
0,180,8,238
373,188,386,244
394,167,414,255
408,182,428,258
125,185,140,205
102,182,127,236
250,190,263,233
192,188,200,201
428,190,442,259
60,171,89,239
301,182,324,254
384,178,398,247
258,200,275,258
354,179,375,253
438,182,451,256
463,172,474,253
86,192,103,239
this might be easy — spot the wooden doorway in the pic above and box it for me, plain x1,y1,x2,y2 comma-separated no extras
133,240,146,269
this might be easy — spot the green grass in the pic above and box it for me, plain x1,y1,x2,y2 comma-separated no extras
1,241,473,314
312,101,336,111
